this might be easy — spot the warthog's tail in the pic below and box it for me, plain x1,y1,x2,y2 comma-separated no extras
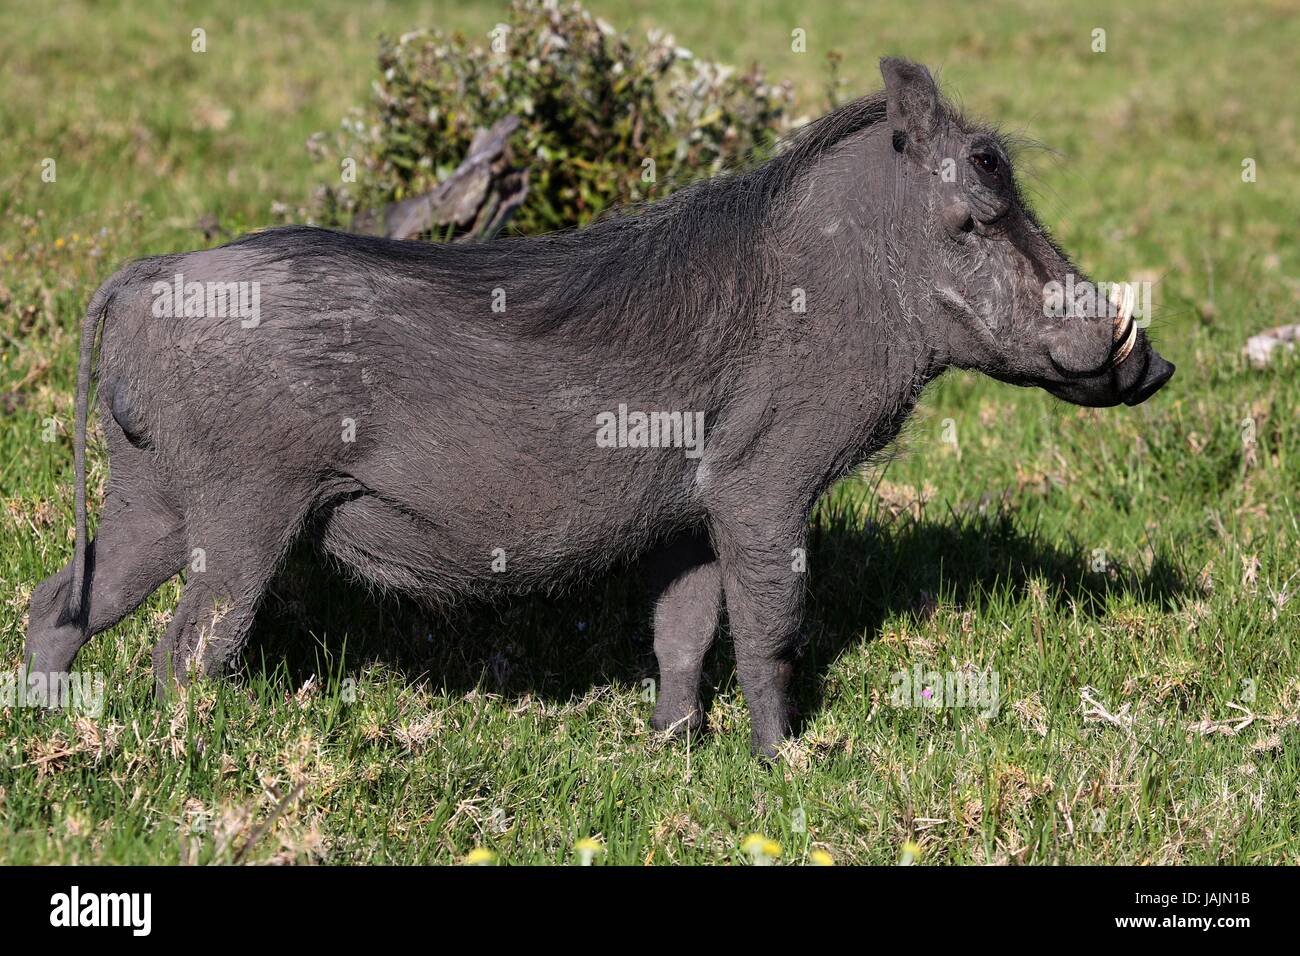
65,277,119,623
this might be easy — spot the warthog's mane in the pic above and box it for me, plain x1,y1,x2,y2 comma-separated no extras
231,92,892,354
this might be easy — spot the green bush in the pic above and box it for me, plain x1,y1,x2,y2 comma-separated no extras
306,0,795,236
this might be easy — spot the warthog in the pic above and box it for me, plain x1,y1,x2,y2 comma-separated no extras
25,59,1173,755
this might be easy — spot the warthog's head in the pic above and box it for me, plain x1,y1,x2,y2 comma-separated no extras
879,58,1174,407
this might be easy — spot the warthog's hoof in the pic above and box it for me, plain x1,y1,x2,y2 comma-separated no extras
651,700,704,738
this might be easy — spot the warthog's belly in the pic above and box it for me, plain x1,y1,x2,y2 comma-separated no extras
313,477,697,605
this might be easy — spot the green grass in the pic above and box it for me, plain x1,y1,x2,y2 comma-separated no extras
2,0,1298,864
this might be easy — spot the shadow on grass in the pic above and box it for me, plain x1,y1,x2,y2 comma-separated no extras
247,502,1185,735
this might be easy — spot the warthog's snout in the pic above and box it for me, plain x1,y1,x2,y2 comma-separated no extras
1045,330,1176,408
1042,283,1175,408
1122,351,1176,406
1113,291,1175,405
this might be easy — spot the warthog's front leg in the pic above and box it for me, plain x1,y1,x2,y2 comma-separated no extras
644,530,720,738
713,515,806,758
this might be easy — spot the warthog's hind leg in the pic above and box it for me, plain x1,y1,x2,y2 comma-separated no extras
644,530,720,738
23,445,185,700
152,493,312,692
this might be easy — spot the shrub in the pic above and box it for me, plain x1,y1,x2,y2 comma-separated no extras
305,0,795,237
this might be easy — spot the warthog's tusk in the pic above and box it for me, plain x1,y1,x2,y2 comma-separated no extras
1111,282,1138,366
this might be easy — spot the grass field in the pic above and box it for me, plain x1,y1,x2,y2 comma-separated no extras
1,0,1298,864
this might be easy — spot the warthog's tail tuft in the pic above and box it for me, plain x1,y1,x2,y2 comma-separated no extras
64,278,118,623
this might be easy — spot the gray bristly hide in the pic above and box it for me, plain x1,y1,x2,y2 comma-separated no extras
24,58,1174,757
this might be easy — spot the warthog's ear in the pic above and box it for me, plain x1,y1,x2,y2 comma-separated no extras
880,57,941,150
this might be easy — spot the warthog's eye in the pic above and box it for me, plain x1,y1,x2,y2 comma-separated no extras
969,151,1000,176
